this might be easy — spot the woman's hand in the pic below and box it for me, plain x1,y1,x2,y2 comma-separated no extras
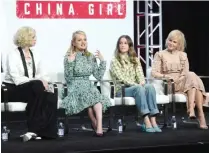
41,80,49,90
139,81,145,86
94,50,104,61
164,74,173,80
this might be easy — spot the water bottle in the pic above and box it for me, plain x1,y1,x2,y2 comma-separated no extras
171,116,177,130
118,119,123,133
2,126,9,142
57,122,65,137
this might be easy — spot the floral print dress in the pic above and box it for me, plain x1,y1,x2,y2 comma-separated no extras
61,52,111,115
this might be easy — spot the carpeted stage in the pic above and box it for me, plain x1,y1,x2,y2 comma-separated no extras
2,111,209,153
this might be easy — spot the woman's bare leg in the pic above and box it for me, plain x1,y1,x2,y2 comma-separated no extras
93,103,103,134
195,90,208,129
144,115,152,128
150,116,157,127
88,107,97,130
187,88,196,118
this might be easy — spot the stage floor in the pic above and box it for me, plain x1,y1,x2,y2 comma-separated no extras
2,114,209,153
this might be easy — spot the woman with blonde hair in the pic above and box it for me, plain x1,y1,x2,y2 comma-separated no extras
110,35,162,133
2,26,58,141
62,30,111,137
151,29,208,129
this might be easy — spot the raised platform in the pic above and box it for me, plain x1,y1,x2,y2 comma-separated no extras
2,113,209,153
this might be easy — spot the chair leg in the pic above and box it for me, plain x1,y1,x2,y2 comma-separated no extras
102,107,118,132
106,107,114,132
157,104,169,129
65,115,69,134
122,115,126,131
162,104,169,128
71,114,93,132
2,86,10,132
135,110,141,127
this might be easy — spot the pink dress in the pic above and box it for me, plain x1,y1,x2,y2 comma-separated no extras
151,50,207,104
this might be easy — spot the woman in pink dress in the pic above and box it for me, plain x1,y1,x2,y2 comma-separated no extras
151,29,208,129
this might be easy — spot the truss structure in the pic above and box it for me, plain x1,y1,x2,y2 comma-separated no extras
136,0,163,76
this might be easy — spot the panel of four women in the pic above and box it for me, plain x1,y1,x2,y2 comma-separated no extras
4,27,207,142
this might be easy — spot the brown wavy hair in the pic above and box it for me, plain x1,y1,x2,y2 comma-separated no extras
114,35,138,67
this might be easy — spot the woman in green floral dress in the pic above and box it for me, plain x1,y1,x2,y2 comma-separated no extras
61,30,111,136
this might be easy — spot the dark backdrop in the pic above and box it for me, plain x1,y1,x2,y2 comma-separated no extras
162,1,209,76
134,1,209,91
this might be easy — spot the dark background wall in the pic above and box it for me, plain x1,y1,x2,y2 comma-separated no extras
134,1,209,90
162,1,209,76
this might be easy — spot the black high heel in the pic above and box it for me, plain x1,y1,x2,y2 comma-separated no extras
188,112,196,120
91,124,96,133
189,115,196,120
93,132,104,137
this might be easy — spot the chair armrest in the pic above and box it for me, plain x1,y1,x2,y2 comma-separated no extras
145,77,174,83
90,80,116,98
1,83,8,102
90,79,115,86
145,77,174,95
199,76,209,79
1,83,9,112
48,82,58,96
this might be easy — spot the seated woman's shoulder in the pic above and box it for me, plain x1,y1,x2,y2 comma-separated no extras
159,50,167,54
153,50,165,58
179,51,187,60
111,57,119,63
179,51,187,56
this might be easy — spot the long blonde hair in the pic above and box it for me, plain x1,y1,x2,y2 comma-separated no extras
66,30,91,56
165,29,187,51
114,35,138,67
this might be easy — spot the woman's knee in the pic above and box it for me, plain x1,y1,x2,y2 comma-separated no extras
30,80,45,92
135,85,145,93
144,84,155,91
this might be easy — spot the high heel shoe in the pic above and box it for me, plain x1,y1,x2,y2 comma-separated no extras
20,132,41,142
198,122,208,130
141,124,155,133
188,109,196,120
93,132,104,137
189,115,196,120
197,117,208,130
152,125,162,132
91,124,96,133
188,113,196,120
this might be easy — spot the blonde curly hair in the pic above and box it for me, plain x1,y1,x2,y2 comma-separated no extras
66,30,91,57
165,29,187,51
13,26,36,48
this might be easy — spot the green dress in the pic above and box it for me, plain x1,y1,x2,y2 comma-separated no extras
61,52,111,115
